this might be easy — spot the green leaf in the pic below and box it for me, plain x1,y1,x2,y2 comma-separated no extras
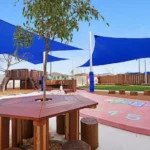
106,23,110,26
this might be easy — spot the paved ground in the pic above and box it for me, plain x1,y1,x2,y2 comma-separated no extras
50,117,150,150
76,90,150,136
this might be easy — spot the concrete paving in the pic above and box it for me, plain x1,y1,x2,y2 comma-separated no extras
50,117,150,150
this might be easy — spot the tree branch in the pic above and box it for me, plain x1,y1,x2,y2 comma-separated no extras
11,60,24,66
3,54,8,62
0,67,5,72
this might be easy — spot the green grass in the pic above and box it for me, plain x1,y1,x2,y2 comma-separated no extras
79,85,150,91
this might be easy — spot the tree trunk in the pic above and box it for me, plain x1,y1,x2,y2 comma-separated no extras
2,77,6,92
2,68,9,92
43,52,47,101
43,39,50,101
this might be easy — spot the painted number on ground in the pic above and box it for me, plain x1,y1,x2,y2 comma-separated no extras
92,107,103,112
126,114,141,120
108,111,118,116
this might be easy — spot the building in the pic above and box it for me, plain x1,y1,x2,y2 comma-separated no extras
74,73,99,86
49,72,70,80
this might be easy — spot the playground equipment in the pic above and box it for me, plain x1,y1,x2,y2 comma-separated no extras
46,80,77,93
0,69,77,92
0,69,43,91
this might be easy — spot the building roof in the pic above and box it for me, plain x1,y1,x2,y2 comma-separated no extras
74,73,89,76
49,72,69,77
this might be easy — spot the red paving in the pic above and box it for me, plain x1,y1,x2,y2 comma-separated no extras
76,90,150,136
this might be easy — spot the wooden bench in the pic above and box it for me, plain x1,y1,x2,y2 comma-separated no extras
81,118,98,150
130,91,138,96
119,89,125,95
108,90,116,94
62,140,91,150
144,90,150,96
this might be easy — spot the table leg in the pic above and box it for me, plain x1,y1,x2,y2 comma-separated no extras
12,119,23,146
22,119,33,139
17,119,22,145
0,116,10,149
11,118,17,147
33,119,49,150
65,113,69,140
65,110,79,140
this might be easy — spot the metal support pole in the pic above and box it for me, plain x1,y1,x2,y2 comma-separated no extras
145,58,147,84
138,59,140,84
89,31,94,92
89,32,93,72
139,59,140,73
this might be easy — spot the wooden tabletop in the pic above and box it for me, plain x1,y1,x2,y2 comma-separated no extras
0,95,98,120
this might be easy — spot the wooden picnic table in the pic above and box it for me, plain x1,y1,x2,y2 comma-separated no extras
0,95,98,150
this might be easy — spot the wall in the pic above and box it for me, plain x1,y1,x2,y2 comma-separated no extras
87,76,99,85
75,75,99,86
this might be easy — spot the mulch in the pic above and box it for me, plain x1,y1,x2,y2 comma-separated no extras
0,89,37,96
49,140,63,150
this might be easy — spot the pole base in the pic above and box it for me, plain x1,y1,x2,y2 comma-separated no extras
89,72,94,92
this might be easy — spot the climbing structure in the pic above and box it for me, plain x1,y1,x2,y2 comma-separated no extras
0,69,43,91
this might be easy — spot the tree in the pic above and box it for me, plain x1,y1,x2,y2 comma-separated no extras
0,57,3,72
0,25,32,92
14,0,109,101
0,54,24,92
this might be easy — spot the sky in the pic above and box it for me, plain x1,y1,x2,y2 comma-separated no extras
0,0,150,75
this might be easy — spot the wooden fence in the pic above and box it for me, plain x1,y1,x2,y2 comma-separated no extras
98,74,150,85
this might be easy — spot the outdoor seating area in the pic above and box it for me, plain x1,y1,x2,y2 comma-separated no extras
0,94,98,150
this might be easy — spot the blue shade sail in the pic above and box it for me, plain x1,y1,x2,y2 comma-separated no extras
0,19,82,55
80,35,150,67
126,72,150,75
15,52,68,64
